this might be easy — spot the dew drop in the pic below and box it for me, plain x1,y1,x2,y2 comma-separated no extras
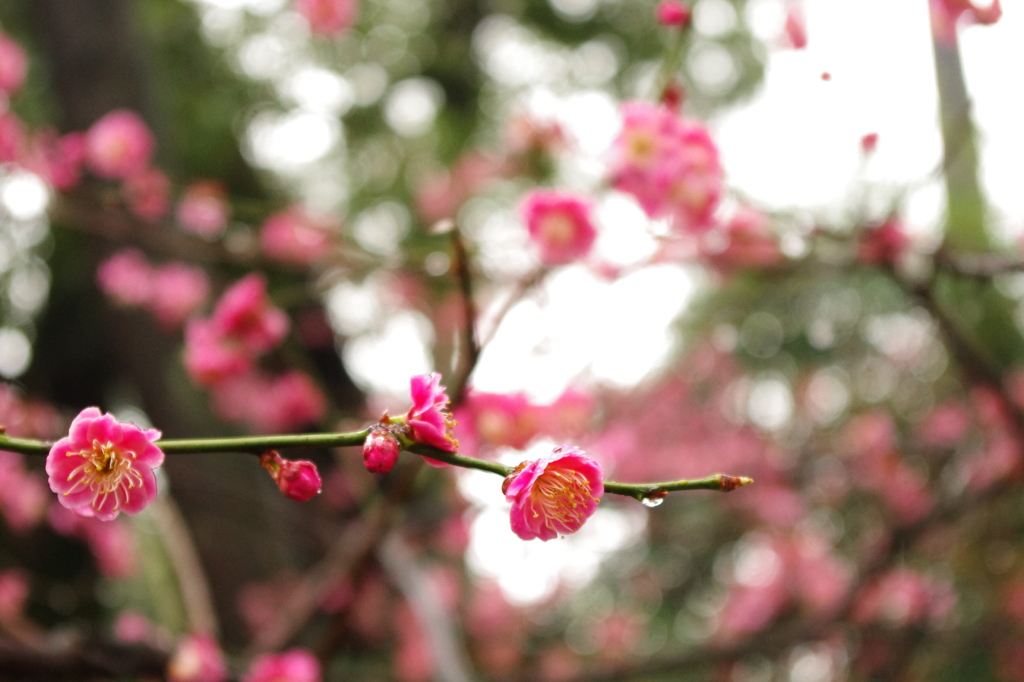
641,492,667,507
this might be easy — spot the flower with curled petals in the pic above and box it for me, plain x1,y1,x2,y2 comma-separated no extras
45,408,164,522
503,444,603,541
405,373,459,465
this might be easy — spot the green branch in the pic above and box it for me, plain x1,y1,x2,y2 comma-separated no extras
1,429,752,500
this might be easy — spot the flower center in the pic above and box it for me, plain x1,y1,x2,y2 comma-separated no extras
64,439,143,511
539,213,577,247
531,466,596,529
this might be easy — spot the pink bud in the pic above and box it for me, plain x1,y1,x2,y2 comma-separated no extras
0,33,28,96
656,1,690,27
260,451,322,502
860,132,879,154
363,429,401,474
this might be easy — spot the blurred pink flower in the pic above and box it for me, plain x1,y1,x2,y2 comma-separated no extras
24,129,87,190
123,167,171,222
177,181,230,238
852,568,955,626
85,110,155,179
503,444,604,541
0,32,27,95
0,453,48,532
167,634,229,682
183,318,253,387
244,648,321,682
210,371,325,433
858,218,909,266
260,451,322,502
394,602,433,682
782,3,807,48
97,248,153,308
149,263,210,329
699,207,781,273
363,428,401,474
522,190,597,265
611,101,722,233
45,407,164,521
930,0,1001,45
0,569,28,622
0,110,25,163
458,391,539,451
295,0,357,36
260,206,336,265
656,0,691,26
406,372,459,460
211,274,290,354
542,388,595,440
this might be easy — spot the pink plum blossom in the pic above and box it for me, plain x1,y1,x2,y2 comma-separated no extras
610,101,722,233
458,391,539,450
295,0,357,36
0,33,27,96
183,318,253,387
503,444,604,541
209,371,325,432
363,428,401,474
522,190,597,265
259,206,336,265
97,248,153,308
45,407,164,521
167,634,229,682
0,111,24,163
405,372,459,461
176,181,230,238
123,167,171,221
85,110,155,180
699,207,781,273
656,0,690,26
782,3,807,49
260,451,322,502
0,569,28,622
25,130,87,190
211,274,290,354
149,263,210,329
858,218,909,265
243,648,321,682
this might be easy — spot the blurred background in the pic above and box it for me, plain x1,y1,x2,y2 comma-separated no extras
0,0,1023,679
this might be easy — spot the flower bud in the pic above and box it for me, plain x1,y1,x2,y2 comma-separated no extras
260,451,322,502
656,0,690,27
363,430,401,474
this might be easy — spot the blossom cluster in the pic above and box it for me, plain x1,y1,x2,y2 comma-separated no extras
97,248,210,329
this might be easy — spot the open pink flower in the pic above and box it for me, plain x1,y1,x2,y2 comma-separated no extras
503,444,604,541
522,190,597,265
295,0,357,36
45,407,164,522
260,451,322,502
406,373,459,462
97,248,153,308
176,181,231,238
260,206,336,266
244,649,321,682
85,110,155,180
0,33,27,96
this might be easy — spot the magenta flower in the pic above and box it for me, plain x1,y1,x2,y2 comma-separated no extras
521,190,597,265
656,0,690,26
85,110,155,180
363,428,401,474
0,32,27,96
243,648,321,682
503,444,604,541
405,373,459,462
45,407,164,522
260,451,322,502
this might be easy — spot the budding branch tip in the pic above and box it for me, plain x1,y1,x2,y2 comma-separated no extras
719,474,754,492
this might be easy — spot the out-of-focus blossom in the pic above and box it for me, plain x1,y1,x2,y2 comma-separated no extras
85,110,155,180
295,0,357,36
861,132,879,154
0,33,27,96
542,388,595,440
406,373,459,459
0,569,29,622
167,634,229,682
699,207,781,273
260,451,322,502
457,391,539,451
610,101,722,233
210,371,325,433
0,451,49,532
113,610,162,644
656,0,691,26
522,190,597,265
97,248,153,308
930,0,1001,45
915,400,972,447
211,274,290,354
183,318,253,387
363,428,401,474
852,568,955,626
858,218,909,266
24,130,87,190
394,602,433,682
414,152,503,223
177,181,230,238
243,648,321,682
123,167,171,222
260,207,336,266
148,263,210,329
0,110,24,163
782,3,808,48
503,444,604,541
45,407,164,521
